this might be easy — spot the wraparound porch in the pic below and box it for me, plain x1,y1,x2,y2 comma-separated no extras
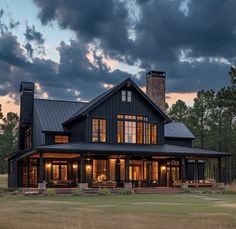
9,148,231,189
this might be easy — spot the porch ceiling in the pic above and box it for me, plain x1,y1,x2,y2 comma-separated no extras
30,153,80,159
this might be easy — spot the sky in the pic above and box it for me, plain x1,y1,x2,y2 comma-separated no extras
0,0,235,115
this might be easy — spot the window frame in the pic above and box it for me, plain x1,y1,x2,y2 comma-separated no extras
92,118,107,143
117,114,157,145
121,90,132,102
54,135,69,144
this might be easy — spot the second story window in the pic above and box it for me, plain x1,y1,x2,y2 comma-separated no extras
55,135,69,144
121,90,132,102
117,114,157,144
92,119,106,143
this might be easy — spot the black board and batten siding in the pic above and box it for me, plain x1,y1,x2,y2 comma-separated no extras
84,85,166,145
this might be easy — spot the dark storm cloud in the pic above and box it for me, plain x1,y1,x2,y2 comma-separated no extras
0,32,133,102
32,0,236,94
24,25,45,44
1,0,236,105
0,33,28,67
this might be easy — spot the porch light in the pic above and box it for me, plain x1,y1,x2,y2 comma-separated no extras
46,163,51,168
73,164,77,169
86,165,91,171
161,166,166,171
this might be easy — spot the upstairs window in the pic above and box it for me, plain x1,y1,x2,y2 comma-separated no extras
117,114,157,144
92,118,106,143
55,135,69,144
121,90,132,102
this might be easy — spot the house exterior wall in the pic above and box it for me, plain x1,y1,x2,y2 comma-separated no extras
82,84,166,145
165,137,193,147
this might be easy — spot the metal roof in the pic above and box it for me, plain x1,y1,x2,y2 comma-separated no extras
36,143,231,157
34,99,86,132
165,122,195,139
63,78,171,125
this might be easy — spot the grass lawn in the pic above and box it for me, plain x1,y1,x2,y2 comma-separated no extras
0,193,236,229
0,174,8,188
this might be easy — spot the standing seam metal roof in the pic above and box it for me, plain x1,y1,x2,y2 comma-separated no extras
34,99,86,132
164,122,195,139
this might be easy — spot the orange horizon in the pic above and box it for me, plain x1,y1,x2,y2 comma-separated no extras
0,91,197,116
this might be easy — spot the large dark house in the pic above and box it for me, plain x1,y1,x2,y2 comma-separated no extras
7,71,231,189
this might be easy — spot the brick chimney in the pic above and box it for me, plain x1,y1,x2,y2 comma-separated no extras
146,70,166,112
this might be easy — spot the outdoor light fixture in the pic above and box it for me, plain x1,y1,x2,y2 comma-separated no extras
86,165,91,171
47,163,51,168
73,164,77,169
161,166,166,171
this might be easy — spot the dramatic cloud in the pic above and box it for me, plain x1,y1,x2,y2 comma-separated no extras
32,0,235,92
1,0,236,106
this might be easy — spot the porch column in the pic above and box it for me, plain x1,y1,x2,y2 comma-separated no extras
181,158,186,182
115,159,120,186
77,158,80,183
39,153,44,183
194,159,199,182
229,157,232,185
27,158,30,187
169,160,173,187
218,157,222,183
125,156,130,183
80,154,85,183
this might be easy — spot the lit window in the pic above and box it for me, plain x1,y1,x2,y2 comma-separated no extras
92,118,106,143
117,114,157,144
55,135,69,144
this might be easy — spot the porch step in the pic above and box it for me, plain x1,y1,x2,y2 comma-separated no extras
82,188,121,195
55,188,77,195
134,187,184,194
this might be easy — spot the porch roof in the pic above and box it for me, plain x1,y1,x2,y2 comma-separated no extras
36,143,231,158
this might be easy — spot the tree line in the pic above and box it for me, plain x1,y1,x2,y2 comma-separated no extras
0,106,18,174
167,66,236,180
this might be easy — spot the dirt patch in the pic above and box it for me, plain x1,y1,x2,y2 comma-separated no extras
215,203,236,209
133,202,186,206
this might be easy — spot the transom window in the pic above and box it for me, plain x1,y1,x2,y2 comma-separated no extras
117,114,157,144
121,90,132,102
55,135,69,144
92,118,106,143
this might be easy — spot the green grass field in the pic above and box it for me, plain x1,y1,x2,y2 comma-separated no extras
0,193,236,229
1,175,236,229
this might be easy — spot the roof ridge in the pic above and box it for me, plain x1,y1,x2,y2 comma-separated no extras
34,98,88,104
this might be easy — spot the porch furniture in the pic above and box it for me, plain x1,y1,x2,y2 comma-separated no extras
172,180,216,188
48,180,74,188
92,181,117,188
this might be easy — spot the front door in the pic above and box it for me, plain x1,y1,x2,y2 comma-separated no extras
52,164,68,181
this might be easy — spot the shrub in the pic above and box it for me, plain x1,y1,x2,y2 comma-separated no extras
98,188,111,195
119,188,133,195
45,189,56,197
221,189,236,195
72,189,82,196
183,187,191,193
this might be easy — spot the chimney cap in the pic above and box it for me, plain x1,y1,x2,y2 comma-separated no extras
146,70,166,78
20,82,35,93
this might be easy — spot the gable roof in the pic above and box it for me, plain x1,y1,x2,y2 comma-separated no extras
164,122,195,139
34,99,86,132
64,78,171,125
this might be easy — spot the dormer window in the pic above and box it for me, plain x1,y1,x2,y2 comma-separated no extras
121,90,132,102
55,135,69,144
